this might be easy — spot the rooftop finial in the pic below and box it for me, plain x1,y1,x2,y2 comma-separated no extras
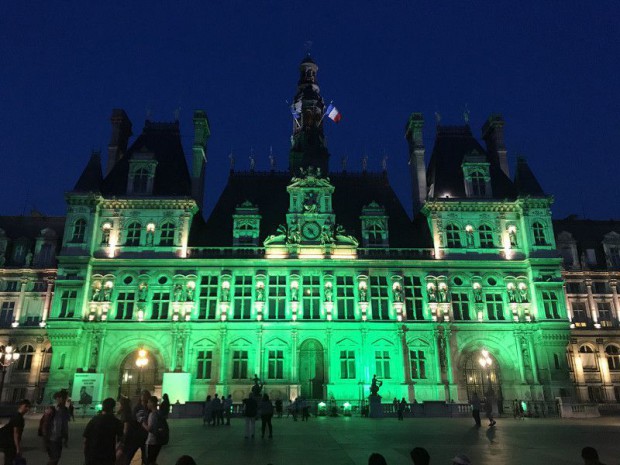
434,112,441,125
463,104,470,124
304,40,313,54
269,146,276,171
249,147,255,172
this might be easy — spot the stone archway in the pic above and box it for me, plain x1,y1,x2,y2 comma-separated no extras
118,349,161,402
462,350,503,408
298,339,324,399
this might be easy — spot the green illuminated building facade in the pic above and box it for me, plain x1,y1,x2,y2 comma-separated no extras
9,57,578,406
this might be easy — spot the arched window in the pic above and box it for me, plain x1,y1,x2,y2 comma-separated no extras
478,225,494,248
446,224,461,248
125,222,142,246
471,171,486,197
532,222,547,246
16,345,35,371
41,347,53,372
159,222,175,246
72,219,86,243
606,345,620,370
579,345,597,370
132,168,149,194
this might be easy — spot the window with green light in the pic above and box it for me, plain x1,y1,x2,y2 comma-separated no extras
0,302,15,326
232,350,248,379
336,276,355,320
267,276,286,320
451,293,470,320
375,350,391,379
159,222,175,246
196,350,212,379
151,292,169,320
71,219,86,243
485,293,504,320
59,290,77,318
478,225,494,248
370,276,389,320
340,350,356,379
532,222,547,246
233,276,252,320
404,276,423,320
301,276,321,320
446,224,461,248
125,222,142,246
409,350,426,379
542,291,560,319
115,292,135,320
267,350,284,379
198,276,218,320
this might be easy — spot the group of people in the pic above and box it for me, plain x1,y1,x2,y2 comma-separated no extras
469,391,496,427
242,392,275,439
392,397,410,420
202,393,233,426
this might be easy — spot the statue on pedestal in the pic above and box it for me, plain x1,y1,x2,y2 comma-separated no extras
251,374,263,397
369,374,382,397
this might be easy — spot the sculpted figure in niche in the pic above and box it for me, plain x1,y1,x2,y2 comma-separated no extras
393,283,403,303
518,284,529,303
358,284,367,302
427,284,437,303
25,252,33,267
138,283,148,302
473,284,483,303
221,285,230,302
324,283,333,302
438,285,448,303
507,285,517,303
291,284,299,302
91,282,102,302
173,284,184,302
256,284,265,302
186,285,195,302
102,285,112,302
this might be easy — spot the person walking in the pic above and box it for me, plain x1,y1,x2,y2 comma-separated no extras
0,399,31,465
212,394,222,426
82,397,123,465
301,397,310,421
275,398,283,418
116,396,141,465
202,395,212,426
159,394,171,419
142,396,163,465
242,393,258,439
485,388,496,427
127,390,150,464
223,394,233,425
260,393,274,439
44,391,70,465
470,392,482,427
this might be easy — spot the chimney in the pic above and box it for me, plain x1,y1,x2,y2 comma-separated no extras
405,113,427,217
482,114,509,177
192,110,210,209
106,109,132,176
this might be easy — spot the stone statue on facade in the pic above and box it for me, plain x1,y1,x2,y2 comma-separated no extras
324,283,333,302
369,374,382,396
25,252,33,267
251,374,263,396
173,284,184,302
138,283,148,302
427,284,437,303
256,285,265,302
393,284,403,303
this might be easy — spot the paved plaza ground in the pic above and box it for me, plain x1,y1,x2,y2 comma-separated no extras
9,414,620,465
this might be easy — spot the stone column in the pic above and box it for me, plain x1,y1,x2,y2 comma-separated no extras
290,329,298,391
585,280,598,325
13,278,29,324
562,283,573,323
610,279,619,323
41,278,54,323
218,327,228,384
597,341,614,401
527,336,540,385
256,328,263,380
571,344,588,401
514,333,526,383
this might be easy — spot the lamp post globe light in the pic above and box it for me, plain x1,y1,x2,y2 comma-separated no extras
135,349,149,395
0,345,20,403
478,349,492,397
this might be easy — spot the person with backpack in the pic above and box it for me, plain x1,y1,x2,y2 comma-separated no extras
82,397,123,465
142,395,166,465
0,399,31,465
43,391,70,465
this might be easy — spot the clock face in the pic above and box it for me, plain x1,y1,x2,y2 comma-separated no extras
301,221,321,240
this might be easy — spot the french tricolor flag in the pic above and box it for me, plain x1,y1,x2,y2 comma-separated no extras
325,104,342,123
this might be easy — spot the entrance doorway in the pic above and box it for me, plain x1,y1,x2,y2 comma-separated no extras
463,351,502,407
299,339,324,399
118,350,159,401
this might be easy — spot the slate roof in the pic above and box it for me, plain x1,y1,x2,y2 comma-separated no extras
553,217,620,269
73,151,103,192
100,121,192,197
190,171,431,248
514,157,545,196
0,215,65,240
426,125,517,200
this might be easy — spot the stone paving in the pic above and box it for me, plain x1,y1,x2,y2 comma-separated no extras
9,414,620,465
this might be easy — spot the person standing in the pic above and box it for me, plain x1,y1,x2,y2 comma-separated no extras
0,399,31,465
485,388,496,427
116,396,141,465
202,395,212,426
470,392,482,427
212,394,222,426
301,397,310,421
44,391,70,465
397,398,407,420
128,390,150,464
242,393,258,439
159,394,171,419
83,397,123,465
142,396,162,465
275,398,283,418
259,394,274,439
223,394,233,425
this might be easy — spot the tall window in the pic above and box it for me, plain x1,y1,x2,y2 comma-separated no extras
340,350,356,379
485,293,504,320
126,222,142,246
410,350,427,379
233,276,253,320
59,290,77,318
267,350,284,379
571,302,588,327
198,276,219,320
72,219,86,243
115,292,135,320
375,350,391,379
597,302,613,327
370,276,389,320
446,224,461,248
404,276,424,320
606,346,620,370
336,276,355,320
41,347,52,372
301,276,321,320
471,171,486,196
532,222,547,246
133,168,149,194
196,350,213,379
451,293,470,320
151,292,169,320
478,225,494,248
267,276,286,320
232,350,248,379
159,222,175,246
542,291,560,319
16,345,34,371
0,302,15,326
579,345,597,370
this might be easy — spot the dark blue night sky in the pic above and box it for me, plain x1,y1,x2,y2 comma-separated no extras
1,2,618,219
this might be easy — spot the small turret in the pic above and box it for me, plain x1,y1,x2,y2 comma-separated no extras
482,114,509,177
405,113,427,216
106,109,132,175
192,110,210,209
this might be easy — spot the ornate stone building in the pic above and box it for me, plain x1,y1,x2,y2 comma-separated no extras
1,56,579,407
555,218,620,402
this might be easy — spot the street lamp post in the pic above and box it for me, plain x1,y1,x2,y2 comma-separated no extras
0,345,21,403
135,349,149,396
478,349,492,397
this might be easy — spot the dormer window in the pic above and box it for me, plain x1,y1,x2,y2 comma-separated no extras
126,222,142,246
71,219,86,243
159,222,176,246
127,155,157,195
132,168,149,194
532,222,547,246
360,202,389,248
233,201,261,247
446,224,461,248
602,232,620,269
478,225,494,248
462,160,492,198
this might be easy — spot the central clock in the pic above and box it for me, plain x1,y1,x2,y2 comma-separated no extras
301,221,321,240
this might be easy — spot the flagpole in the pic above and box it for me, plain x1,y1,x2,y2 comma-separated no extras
319,100,333,125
